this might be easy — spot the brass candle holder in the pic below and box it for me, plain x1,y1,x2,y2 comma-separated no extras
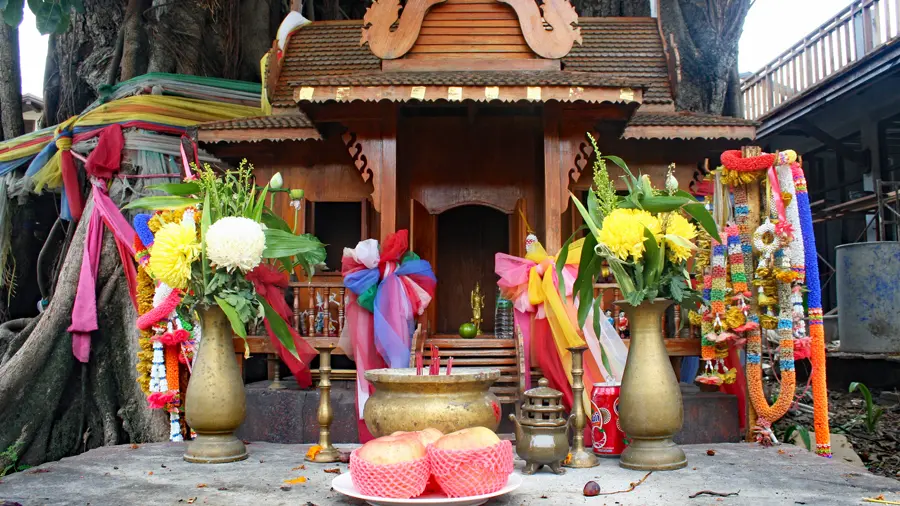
306,345,340,463
565,345,599,468
267,355,287,390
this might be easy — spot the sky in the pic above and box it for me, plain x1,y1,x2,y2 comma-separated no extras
17,0,853,98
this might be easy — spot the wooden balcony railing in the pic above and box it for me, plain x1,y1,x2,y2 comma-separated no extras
233,279,349,382
742,0,900,120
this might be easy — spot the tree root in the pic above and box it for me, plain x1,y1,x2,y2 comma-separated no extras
0,197,166,467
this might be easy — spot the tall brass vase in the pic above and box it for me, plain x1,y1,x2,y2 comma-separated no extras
183,305,248,463
618,298,687,471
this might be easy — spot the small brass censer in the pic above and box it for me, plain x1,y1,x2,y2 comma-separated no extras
509,378,572,475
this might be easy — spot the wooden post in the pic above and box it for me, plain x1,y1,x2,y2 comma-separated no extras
741,145,762,442
543,103,562,254
379,106,397,243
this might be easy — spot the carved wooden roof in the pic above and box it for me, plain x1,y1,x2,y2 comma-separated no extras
623,111,757,140
195,114,321,143
271,18,672,108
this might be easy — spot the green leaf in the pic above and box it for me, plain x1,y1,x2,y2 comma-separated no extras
576,233,599,328
262,229,326,260
259,296,300,359
663,233,698,253
570,192,602,239
602,155,634,179
148,182,201,196
261,208,292,232
668,275,685,301
641,226,660,290
252,184,269,221
214,296,247,339
684,202,722,243
620,195,692,213
123,195,200,210
201,193,211,287
556,230,579,302
2,0,23,26
606,257,636,297
587,190,602,224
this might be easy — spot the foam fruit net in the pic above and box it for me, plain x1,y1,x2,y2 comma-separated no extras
349,449,430,499
427,440,514,498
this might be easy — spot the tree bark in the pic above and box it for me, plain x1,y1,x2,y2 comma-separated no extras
577,0,650,17
660,0,751,116
120,0,151,81
0,20,25,140
0,195,167,469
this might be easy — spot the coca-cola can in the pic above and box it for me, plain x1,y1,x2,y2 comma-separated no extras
590,381,627,456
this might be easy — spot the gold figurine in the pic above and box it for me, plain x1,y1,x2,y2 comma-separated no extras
471,283,485,336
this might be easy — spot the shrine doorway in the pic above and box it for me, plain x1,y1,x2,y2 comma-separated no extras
433,205,509,335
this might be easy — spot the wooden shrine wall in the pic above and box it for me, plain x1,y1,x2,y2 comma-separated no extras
396,113,544,234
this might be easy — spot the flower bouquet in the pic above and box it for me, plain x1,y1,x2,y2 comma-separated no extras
562,139,720,321
560,137,721,471
126,160,325,463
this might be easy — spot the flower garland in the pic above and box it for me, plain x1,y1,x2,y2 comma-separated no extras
134,234,155,395
793,163,832,458
775,152,804,280
696,239,734,385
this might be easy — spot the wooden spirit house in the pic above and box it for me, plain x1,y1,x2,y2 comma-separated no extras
195,1,757,398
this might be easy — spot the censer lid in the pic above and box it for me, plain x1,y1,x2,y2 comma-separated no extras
523,378,563,400
520,378,566,426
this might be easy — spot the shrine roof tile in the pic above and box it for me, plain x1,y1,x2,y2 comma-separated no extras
272,17,674,107
627,111,758,127
197,114,315,131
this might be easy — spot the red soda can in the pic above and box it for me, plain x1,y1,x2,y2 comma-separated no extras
590,381,627,456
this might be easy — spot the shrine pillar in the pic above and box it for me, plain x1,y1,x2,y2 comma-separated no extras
543,103,563,254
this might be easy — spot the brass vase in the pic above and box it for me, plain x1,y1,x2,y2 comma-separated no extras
617,298,687,471
183,305,248,463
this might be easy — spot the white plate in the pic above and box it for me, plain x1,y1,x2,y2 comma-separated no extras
331,472,523,506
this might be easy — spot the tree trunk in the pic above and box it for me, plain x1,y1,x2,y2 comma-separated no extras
0,20,25,140
0,195,167,469
120,0,151,81
659,0,751,116
577,0,650,17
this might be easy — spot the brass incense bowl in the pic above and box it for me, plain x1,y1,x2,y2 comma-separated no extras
363,368,502,437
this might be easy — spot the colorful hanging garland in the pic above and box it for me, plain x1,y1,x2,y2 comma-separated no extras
793,163,832,457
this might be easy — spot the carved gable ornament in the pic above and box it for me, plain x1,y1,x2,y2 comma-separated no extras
360,0,581,60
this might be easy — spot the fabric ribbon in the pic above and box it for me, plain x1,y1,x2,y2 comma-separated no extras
340,230,436,441
67,124,138,362
246,263,316,388
495,237,627,422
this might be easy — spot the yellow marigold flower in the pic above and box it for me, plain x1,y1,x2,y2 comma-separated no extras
663,213,697,262
149,222,200,289
598,209,660,261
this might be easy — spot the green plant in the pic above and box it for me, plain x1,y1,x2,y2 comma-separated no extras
849,381,884,434
782,424,812,451
0,443,30,477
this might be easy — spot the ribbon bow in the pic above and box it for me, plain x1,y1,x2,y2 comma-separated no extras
495,237,627,418
340,230,436,441
246,263,317,388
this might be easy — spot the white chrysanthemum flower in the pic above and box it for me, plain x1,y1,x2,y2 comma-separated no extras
206,217,266,273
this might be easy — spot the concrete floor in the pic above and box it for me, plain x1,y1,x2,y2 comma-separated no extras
0,442,898,506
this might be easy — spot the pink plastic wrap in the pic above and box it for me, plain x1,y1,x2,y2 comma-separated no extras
427,441,514,498
349,449,430,499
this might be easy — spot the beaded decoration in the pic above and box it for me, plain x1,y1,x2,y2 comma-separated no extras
793,162,832,458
